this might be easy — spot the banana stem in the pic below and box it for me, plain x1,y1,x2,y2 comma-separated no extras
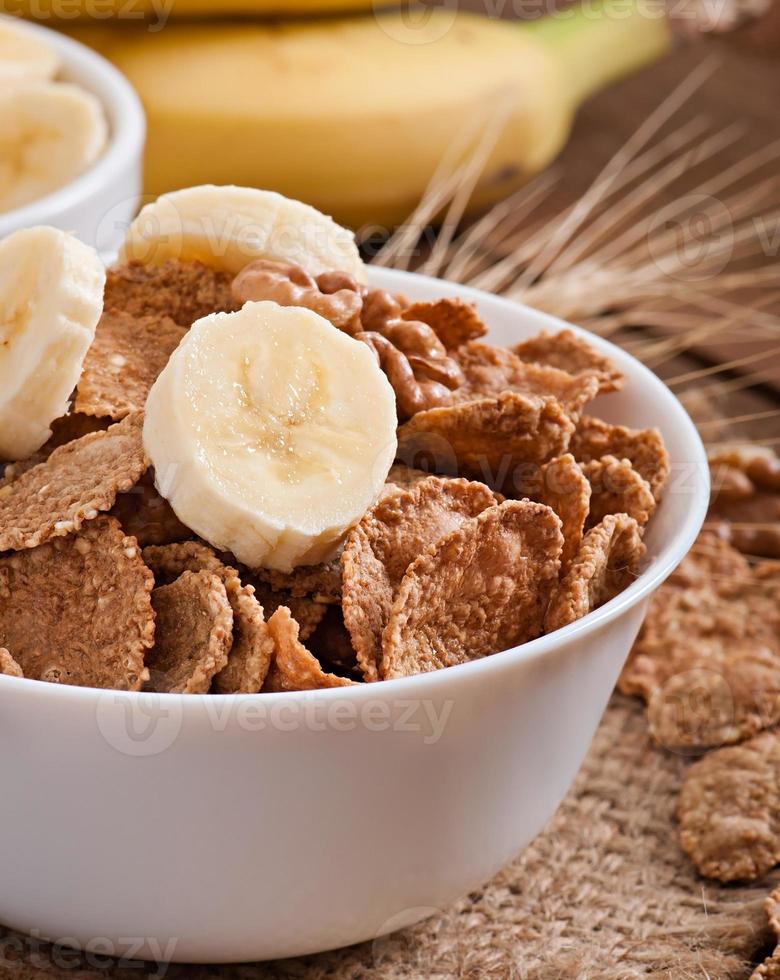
521,0,672,109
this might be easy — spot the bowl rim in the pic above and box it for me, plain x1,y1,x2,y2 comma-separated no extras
0,14,145,237
0,267,710,704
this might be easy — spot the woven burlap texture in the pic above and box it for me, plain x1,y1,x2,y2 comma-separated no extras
2,694,776,980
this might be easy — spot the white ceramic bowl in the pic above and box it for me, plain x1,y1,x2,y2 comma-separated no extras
0,16,145,256
0,269,708,964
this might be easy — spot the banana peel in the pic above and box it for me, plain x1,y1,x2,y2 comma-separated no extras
68,1,671,228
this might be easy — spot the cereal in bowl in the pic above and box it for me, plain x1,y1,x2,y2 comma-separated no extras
0,187,668,693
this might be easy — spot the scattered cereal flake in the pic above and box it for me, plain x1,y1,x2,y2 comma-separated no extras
512,328,624,394
143,541,273,693
381,500,563,679
111,470,191,547
342,475,497,681
455,341,599,416
147,569,233,694
678,730,780,882
0,516,154,690
571,415,670,500
75,310,186,420
402,298,488,350
0,649,23,678
105,259,236,327
754,887,780,980
708,445,780,558
619,532,780,750
396,391,575,485
264,606,356,691
536,454,591,573
251,556,342,604
582,455,656,528
0,412,147,552
544,514,645,633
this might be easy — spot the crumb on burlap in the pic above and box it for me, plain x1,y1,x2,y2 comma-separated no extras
679,730,780,882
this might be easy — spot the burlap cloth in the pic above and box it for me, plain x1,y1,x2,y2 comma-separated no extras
2,694,776,980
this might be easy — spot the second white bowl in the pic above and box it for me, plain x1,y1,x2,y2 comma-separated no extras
0,16,145,257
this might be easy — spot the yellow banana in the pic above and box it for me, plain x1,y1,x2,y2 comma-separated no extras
69,2,670,228
1,0,386,16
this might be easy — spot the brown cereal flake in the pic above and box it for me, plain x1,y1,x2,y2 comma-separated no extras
536,454,591,574
342,476,497,681
111,470,192,547
248,577,327,642
455,341,599,417
147,569,233,694
250,556,342,604
544,514,645,633
678,730,780,882
709,445,780,559
386,463,437,489
382,500,563,679
1,414,109,484
512,328,624,394
75,310,186,420
265,606,356,691
143,541,274,693
582,455,656,528
753,887,780,980
619,533,780,751
402,298,488,350
0,516,153,690
0,649,23,678
105,259,236,327
571,415,670,500
396,391,575,486
0,412,148,552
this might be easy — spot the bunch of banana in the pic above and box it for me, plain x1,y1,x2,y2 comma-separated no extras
9,0,670,227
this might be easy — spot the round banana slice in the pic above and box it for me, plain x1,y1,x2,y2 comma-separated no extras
0,21,61,86
0,82,108,213
0,226,105,460
120,184,367,282
143,301,397,571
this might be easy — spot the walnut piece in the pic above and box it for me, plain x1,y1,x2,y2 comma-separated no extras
231,258,464,419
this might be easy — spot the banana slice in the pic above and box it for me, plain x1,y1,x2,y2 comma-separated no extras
0,82,108,214
144,301,397,572
0,21,61,86
0,226,105,460
120,184,367,282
